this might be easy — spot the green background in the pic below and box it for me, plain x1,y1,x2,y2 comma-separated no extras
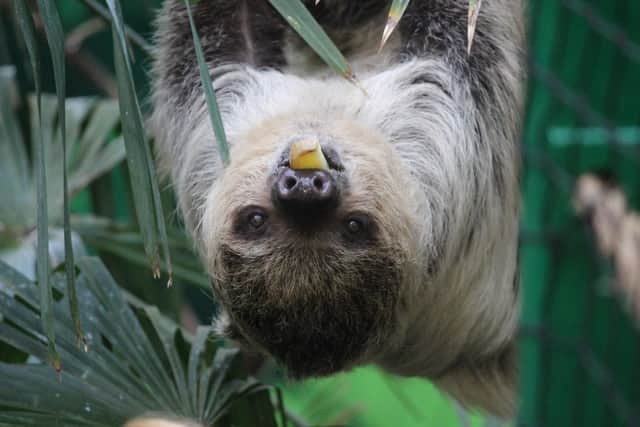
520,1,640,426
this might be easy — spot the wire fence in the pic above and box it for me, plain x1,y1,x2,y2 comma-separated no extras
519,1,640,426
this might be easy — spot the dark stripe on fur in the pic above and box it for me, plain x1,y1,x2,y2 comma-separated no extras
161,0,287,105
304,0,390,28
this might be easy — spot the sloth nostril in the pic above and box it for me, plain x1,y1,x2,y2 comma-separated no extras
272,168,339,216
285,177,298,190
312,176,324,190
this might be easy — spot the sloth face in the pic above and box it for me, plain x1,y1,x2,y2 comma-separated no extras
204,117,415,377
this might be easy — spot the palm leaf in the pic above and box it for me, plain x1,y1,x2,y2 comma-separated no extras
268,0,355,82
72,216,210,291
0,68,126,232
104,0,172,284
34,0,84,349
33,95,125,219
0,66,31,229
6,0,172,287
12,0,60,371
0,66,126,303
183,0,230,167
0,257,281,427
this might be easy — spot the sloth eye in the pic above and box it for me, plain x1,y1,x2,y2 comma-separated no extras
342,213,376,245
248,212,267,229
347,218,363,234
344,214,371,238
234,206,269,237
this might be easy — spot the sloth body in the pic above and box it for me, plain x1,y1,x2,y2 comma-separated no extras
151,0,525,419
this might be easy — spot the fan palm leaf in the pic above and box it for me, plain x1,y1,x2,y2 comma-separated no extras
0,257,281,427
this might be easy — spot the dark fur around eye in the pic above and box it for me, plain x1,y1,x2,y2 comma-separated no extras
233,206,269,238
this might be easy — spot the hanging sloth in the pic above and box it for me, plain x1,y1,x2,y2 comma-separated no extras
148,0,525,420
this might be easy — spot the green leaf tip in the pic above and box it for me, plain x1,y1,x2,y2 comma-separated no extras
34,0,86,354
183,0,231,167
13,0,61,373
105,0,173,284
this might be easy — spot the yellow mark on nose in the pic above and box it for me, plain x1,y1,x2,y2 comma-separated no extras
289,138,329,171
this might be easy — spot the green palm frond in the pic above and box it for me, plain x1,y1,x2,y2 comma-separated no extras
1,60,126,360
105,0,172,283
34,0,81,353
183,0,230,167
0,66,125,235
0,257,281,427
13,0,61,368
33,94,126,224
72,216,210,292
0,66,30,230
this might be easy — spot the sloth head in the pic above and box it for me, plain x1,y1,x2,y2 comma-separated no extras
201,116,417,378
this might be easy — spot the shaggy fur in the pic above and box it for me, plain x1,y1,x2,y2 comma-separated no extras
150,0,526,419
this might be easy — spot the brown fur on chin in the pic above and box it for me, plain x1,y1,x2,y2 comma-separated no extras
214,244,403,378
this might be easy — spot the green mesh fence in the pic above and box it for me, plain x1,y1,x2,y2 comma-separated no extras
519,1,640,426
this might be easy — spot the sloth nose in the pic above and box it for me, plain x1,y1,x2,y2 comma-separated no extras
272,168,338,212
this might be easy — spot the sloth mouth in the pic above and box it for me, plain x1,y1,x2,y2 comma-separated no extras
214,245,401,377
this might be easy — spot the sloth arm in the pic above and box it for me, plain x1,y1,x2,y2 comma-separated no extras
156,0,288,108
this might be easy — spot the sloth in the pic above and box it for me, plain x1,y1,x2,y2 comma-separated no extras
150,0,525,419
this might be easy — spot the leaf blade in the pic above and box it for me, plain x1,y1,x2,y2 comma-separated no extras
0,257,278,424
183,0,230,166
34,0,85,349
0,66,32,228
12,0,61,372
104,0,171,282
268,0,355,81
